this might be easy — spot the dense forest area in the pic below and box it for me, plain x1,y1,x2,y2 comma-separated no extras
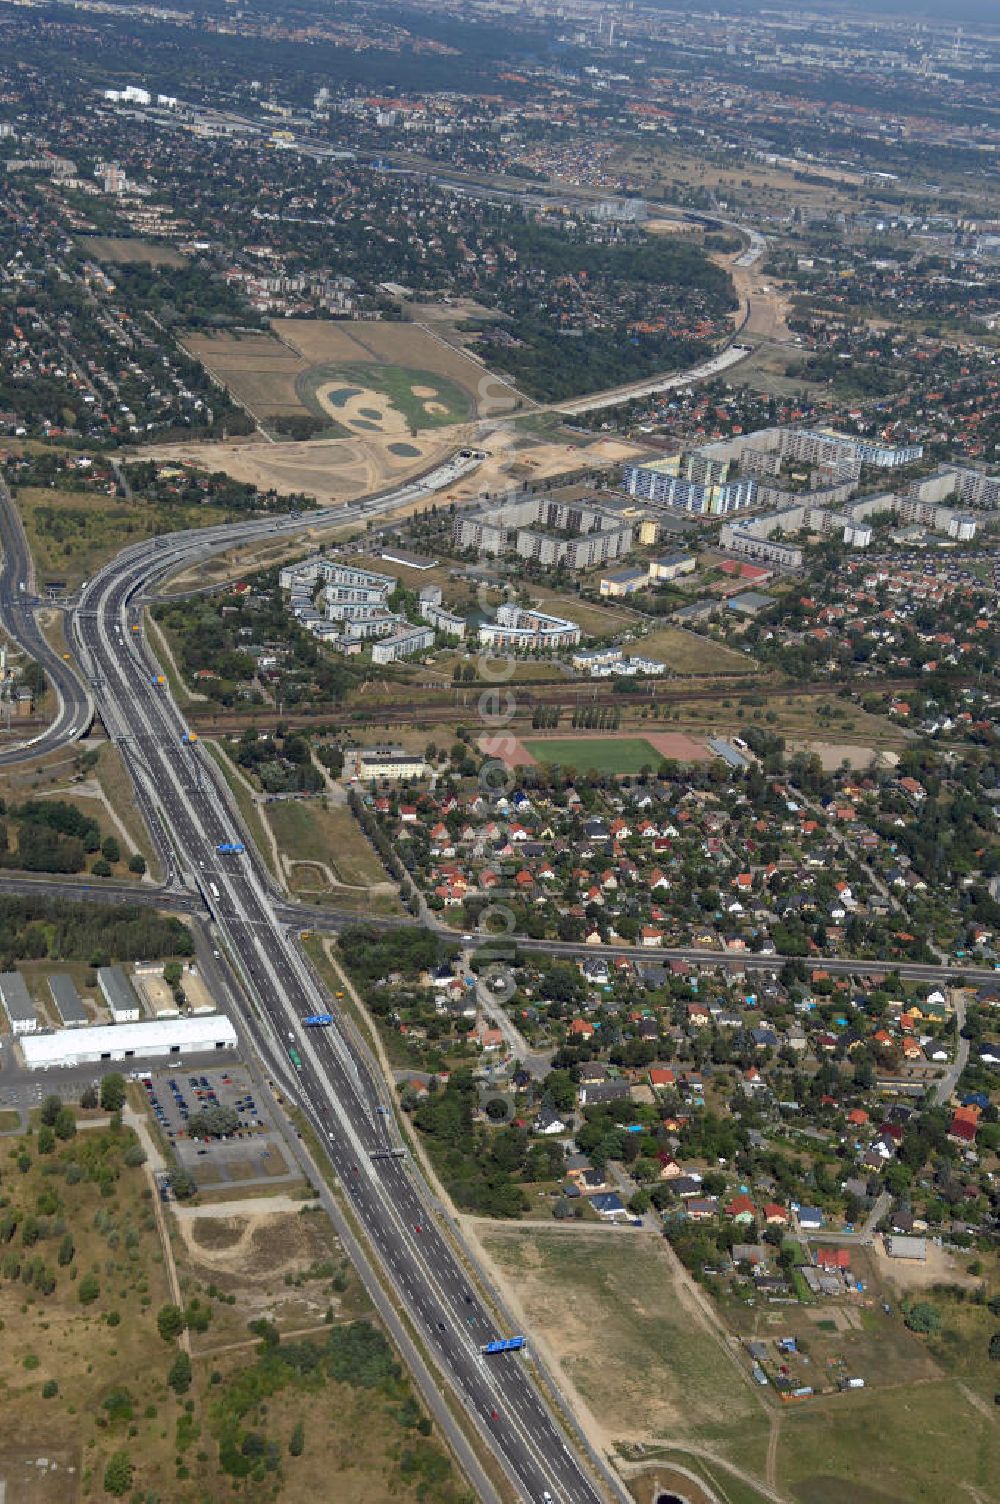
474,222,737,400
0,895,193,968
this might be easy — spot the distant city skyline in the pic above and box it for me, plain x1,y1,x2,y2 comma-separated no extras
654,0,1000,23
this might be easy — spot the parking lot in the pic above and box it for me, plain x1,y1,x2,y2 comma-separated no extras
141,1064,296,1189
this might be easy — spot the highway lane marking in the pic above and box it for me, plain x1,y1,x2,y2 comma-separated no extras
298,1026,579,1495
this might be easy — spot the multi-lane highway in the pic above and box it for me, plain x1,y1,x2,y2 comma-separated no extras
41,466,616,1504
0,452,479,771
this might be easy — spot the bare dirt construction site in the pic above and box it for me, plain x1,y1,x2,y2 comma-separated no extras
167,314,649,505
144,417,649,511
787,739,901,773
143,426,459,505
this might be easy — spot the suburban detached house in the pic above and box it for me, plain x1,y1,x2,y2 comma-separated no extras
591,1192,628,1221
685,1197,720,1221
533,1106,566,1136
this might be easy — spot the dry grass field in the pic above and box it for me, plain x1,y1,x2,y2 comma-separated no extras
526,585,637,637
272,320,380,366
17,486,227,588
479,1227,765,1457
638,625,755,675
275,317,517,415
181,331,309,420
612,143,862,219
186,318,520,431
265,801,393,889
77,235,187,267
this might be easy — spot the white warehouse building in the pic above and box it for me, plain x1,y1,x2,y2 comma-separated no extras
20,1015,239,1070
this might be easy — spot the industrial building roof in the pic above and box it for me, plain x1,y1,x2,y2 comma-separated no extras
48,974,88,1026
602,566,648,583
20,1015,238,1069
0,971,37,1024
98,965,140,1017
885,1235,927,1260
708,738,750,770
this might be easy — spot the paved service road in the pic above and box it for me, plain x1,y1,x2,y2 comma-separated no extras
0,476,94,763
60,486,617,1504
931,989,969,1105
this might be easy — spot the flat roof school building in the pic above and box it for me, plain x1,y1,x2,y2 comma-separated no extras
20,1015,239,1069
353,745,427,781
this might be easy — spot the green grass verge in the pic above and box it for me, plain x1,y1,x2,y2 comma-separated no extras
775,1379,1000,1504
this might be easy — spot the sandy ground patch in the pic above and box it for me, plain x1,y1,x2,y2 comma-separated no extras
440,422,650,508
787,739,899,772
313,383,410,436
174,1202,321,1279
411,385,438,398
645,217,700,237
873,1236,978,1293
644,730,714,763
723,256,795,342
142,427,459,505
425,400,448,415
145,419,647,511
479,733,538,769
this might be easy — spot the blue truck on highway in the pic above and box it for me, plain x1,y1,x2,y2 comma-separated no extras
216,842,245,854
481,1336,526,1355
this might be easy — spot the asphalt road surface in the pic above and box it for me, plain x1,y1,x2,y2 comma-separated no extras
0,476,94,763
56,483,616,1504
0,452,478,770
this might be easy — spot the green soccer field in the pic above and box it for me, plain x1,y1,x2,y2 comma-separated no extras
522,737,661,774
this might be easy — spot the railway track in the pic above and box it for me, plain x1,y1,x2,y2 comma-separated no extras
185,675,930,736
